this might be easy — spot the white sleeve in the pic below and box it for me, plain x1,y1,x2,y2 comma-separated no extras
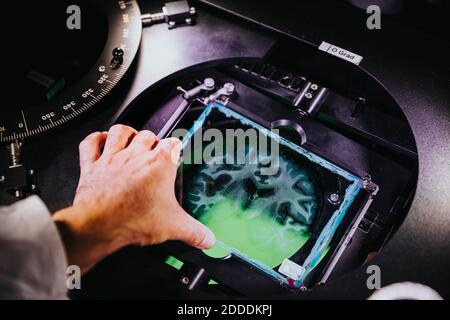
0,196,68,300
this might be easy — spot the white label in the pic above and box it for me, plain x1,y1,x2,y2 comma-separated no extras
319,41,363,65
278,259,306,281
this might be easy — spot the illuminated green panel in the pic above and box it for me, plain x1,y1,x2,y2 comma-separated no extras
200,199,310,267
185,147,317,268
165,256,184,270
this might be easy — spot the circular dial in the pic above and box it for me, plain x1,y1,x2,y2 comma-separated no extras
0,0,142,143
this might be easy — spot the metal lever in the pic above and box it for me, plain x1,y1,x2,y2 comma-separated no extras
178,78,215,100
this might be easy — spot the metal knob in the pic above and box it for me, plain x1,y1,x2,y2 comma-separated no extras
182,78,215,99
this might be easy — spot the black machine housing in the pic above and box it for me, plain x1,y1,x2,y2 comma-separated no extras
116,47,417,297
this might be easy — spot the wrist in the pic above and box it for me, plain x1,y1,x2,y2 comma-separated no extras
53,204,126,274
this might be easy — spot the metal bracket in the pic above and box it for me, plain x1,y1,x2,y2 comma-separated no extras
293,82,329,116
142,1,197,29
202,83,236,105
0,141,38,198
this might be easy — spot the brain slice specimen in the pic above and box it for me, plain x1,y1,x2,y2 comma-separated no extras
187,146,318,232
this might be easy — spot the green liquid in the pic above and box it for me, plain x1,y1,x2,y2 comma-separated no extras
200,199,310,268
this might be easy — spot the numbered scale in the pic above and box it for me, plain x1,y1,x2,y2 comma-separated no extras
0,0,142,143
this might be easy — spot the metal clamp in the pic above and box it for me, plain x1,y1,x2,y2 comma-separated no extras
293,82,329,116
204,83,235,105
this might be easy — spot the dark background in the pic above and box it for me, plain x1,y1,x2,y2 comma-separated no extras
1,0,449,299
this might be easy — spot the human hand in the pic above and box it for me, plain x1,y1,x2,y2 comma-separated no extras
53,125,215,273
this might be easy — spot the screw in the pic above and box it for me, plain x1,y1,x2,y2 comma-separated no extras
190,7,196,15
205,78,215,89
297,109,308,117
98,65,106,73
328,192,342,205
362,175,372,189
311,84,319,91
305,92,313,99
299,285,308,292
185,18,192,25
224,83,235,95
180,276,190,285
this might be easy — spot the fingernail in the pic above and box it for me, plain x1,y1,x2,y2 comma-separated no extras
198,228,216,249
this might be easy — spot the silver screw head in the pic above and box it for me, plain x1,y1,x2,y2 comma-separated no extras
305,92,313,99
180,276,190,285
328,192,342,205
204,78,215,89
98,65,106,73
224,83,235,94
311,84,319,91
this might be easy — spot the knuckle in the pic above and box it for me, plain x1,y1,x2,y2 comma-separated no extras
81,131,101,145
158,148,177,166
79,131,105,155
166,137,182,147
136,130,157,144
79,139,91,151
145,152,158,164
140,129,156,138
110,124,135,135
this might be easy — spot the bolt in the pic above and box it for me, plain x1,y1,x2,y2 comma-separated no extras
311,84,319,91
98,65,106,73
305,92,313,99
223,83,235,95
328,192,342,205
362,175,372,189
204,78,215,90
177,86,187,94
180,276,190,285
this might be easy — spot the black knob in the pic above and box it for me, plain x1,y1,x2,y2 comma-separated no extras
112,47,124,59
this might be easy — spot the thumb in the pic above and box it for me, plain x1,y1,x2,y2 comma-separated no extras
170,208,216,249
